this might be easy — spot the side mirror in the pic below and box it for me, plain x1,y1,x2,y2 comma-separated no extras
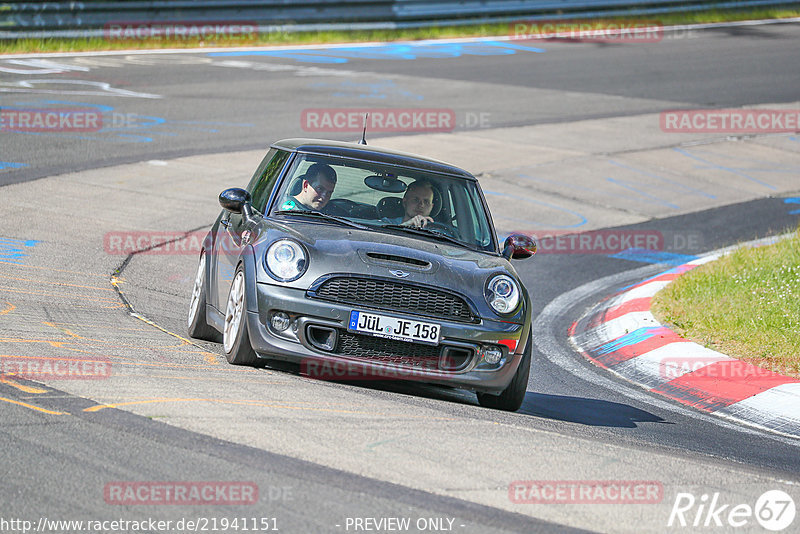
219,188,251,213
502,234,536,260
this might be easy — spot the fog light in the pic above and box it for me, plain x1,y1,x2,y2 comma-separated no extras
483,346,503,365
271,312,290,331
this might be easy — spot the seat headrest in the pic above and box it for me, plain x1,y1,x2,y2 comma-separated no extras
377,186,444,221
289,175,306,196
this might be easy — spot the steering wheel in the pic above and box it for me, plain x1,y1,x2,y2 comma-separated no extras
325,198,353,217
424,221,458,239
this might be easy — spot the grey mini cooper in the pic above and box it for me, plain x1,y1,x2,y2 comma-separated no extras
188,139,536,411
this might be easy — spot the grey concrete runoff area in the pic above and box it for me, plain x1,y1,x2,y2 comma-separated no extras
1,21,800,534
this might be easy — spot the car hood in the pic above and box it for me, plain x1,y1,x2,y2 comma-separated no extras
251,218,526,320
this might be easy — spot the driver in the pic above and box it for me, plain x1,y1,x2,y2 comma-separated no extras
386,180,435,228
280,163,337,211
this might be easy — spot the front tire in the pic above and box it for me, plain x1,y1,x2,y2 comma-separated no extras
222,265,258,366
477,332,531,411
187,252,220,342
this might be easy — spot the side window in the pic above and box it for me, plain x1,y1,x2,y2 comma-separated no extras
467,193,492,249
247,149,291,212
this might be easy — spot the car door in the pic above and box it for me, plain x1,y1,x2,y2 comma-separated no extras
212,148,291,308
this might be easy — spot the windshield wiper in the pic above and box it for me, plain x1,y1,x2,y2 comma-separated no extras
381,224,470,249
274,210,368,230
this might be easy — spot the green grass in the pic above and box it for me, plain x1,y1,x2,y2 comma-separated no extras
652,226,800,377
2,6,799,55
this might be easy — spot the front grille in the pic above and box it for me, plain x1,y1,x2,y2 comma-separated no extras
313,277,474,322
337,331,441,368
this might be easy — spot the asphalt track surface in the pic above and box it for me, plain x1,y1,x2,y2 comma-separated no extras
1,22,800,534
2,21,800,185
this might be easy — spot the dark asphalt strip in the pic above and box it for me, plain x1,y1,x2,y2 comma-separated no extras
0,380,588,534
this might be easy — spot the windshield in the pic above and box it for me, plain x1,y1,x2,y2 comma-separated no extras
270,153,497,252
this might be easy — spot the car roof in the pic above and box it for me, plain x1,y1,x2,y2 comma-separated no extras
272,138,475,180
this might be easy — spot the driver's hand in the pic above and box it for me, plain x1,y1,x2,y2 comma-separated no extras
402,215,434,228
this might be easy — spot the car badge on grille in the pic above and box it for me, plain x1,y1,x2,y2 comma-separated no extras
389,269,410,278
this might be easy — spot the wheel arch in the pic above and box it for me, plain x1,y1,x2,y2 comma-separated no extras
239,245,259,314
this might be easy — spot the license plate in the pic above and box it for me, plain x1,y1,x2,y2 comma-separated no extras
348,311,441,345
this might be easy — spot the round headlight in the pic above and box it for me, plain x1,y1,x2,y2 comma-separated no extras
486,274,520,314
265,239,307,281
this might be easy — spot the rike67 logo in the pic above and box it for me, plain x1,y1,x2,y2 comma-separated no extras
668,490,796,531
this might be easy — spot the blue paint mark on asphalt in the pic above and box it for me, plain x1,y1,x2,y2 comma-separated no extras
0,237,39,264
606,178,681,209
0,161,27,170
209,40,545,64
520,173,642,204
595,326,664,355
609,248,699,265
679,149,800,175
522,162,705,213
608,160,716,200
673,147,776,190
616,264,696,292
310,80,424,101
785,198,800,215
2,100,253,144
483,189,587,229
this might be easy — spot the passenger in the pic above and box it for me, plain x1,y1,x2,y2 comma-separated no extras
281,163,337,211
386,180,435,228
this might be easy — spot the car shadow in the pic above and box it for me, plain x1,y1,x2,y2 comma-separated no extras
262,361,671,428
263,359,485,404
518,392,672,428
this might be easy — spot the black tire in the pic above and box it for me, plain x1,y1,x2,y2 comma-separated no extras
187,252,221,342
222,265,258,366
477,332,531,411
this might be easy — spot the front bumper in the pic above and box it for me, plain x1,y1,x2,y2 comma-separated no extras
246,282,528,394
